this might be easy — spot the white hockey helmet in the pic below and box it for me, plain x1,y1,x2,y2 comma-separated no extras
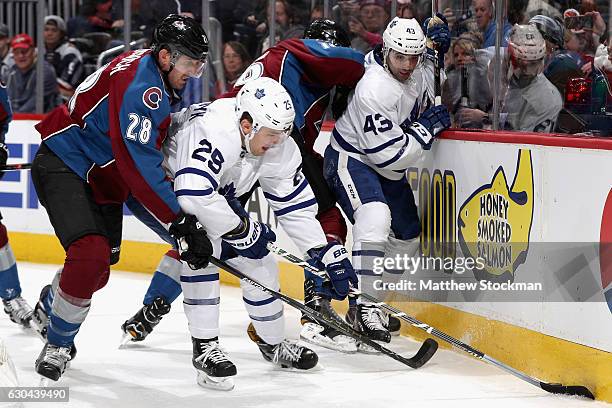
235,77,295,153
382,17,426,79
507,24,546,81
383,17,426,55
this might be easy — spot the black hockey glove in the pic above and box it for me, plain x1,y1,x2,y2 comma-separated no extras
0,143,8,180
169,213,213,270
331,86,351,120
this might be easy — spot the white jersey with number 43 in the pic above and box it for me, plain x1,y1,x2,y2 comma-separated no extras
332,50,438,181
166,98,327,255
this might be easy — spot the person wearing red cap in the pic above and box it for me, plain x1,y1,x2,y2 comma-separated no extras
5,33,59,113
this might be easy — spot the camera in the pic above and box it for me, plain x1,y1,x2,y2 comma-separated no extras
564,15,593,30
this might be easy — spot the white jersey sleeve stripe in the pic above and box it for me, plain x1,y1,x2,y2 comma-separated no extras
373,137,410,168
175,188,215,197
332,129,363,155
363,135,405,154
274,198,318,216
263,178,309,202
175,167,219,190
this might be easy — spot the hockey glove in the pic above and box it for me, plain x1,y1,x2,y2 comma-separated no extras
0,143,7,180
169,213,213,270
405,105,450,150
168,102,209,136
423,13,451,54
331,85,352,120
223,217,276,259
308,242,358,300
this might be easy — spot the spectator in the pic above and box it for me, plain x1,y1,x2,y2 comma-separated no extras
456,25,562,132
397,0,420,20
594,42,611,72
6,34,59,113
348,0,389,53
215,41,252,97
501,25,562,132
0,24,13,83
529,14,583,97
258,0,305,54
111,0,198,40
310,5,324,21
44,15,84,102
445,35,492,128
67,0,115,38
472,0,511,48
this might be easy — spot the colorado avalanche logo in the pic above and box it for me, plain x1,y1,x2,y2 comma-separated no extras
142,87,162,110
235,62,264,87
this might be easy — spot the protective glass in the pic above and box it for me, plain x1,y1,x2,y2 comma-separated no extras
171,53,206,78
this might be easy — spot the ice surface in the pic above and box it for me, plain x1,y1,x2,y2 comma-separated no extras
1,263,605,408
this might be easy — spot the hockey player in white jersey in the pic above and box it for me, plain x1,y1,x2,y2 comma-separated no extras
169,77,358,390
324,16,451,344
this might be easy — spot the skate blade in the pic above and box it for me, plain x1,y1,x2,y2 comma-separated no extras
118,332,134,349
300,324,358,353
39,377,51,387
196,372,235,391
29,320,47,343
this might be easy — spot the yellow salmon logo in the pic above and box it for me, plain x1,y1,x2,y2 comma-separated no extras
458,150,534,282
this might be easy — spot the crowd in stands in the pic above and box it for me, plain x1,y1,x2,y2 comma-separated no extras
0,0,609,134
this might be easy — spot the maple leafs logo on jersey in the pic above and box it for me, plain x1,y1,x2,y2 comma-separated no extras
255,88,266,99
219,182,236,199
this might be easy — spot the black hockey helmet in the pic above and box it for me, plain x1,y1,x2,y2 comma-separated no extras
151,14,209,63
304,19,351,48
529,15,564,49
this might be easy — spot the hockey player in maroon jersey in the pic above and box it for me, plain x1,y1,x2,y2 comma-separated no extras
29,15,214,382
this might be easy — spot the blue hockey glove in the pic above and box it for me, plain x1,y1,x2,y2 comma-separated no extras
423,13,451,54
405,105,450,150
308,242,358,300
223,217,276,259
169,213,213,270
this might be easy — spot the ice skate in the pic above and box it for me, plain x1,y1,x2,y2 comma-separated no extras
2,295,33,327
248,323,318,370
192,337,236,391
120,296,170,346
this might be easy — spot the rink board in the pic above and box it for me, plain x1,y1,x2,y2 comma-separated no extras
2,118,611,401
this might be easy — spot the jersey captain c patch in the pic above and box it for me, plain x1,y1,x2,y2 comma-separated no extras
143,87,163,110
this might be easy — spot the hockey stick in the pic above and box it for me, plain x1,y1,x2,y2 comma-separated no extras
209,256,438,370
0,162,32,171
267,243,595,399
429,0,442,105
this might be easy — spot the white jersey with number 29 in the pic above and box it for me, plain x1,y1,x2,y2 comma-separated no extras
166,98,327,255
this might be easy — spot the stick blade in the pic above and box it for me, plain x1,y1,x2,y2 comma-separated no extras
408,338,438,369
540,382,595,399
